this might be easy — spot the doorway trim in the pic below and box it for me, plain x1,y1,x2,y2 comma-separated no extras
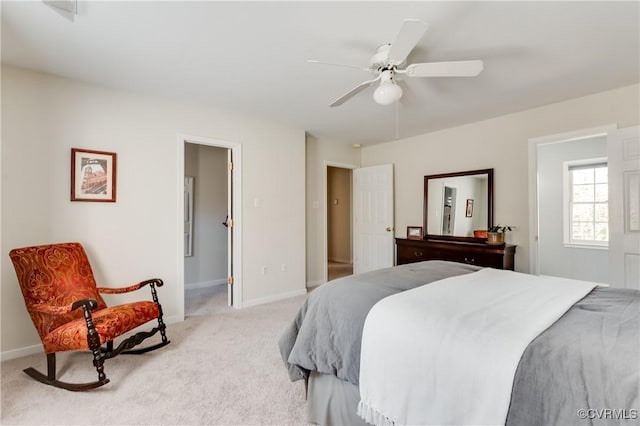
323,161,357,284
527,124,616,276
176,133,243,320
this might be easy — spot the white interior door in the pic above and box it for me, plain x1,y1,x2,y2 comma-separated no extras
608,126,640,289
227,149,233,306
353,164,394,274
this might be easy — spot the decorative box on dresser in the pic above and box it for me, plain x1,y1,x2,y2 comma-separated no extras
396,238,516,270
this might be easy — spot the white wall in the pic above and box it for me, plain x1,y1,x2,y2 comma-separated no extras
184,143,228,288
538,136,608,283
1,65,306,356
362,84,640,272
306,134,360,286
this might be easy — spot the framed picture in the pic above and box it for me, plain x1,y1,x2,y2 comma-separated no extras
71,148,117,202
466,199,474,217
407,226,424,240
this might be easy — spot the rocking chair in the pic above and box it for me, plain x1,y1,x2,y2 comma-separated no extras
9,242,170,391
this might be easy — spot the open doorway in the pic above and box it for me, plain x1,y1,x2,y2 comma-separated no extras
184,143,230,315
529,125,614,283
325,164,355,282
442,186,457,235
177,134,242,320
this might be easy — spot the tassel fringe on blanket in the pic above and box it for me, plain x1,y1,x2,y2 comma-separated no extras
357,400,397,426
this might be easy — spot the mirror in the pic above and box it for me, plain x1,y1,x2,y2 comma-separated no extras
184,176,194,256
423,169,493,240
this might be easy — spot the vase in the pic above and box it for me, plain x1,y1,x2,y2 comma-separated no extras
473,230,488,238
487,232,504,245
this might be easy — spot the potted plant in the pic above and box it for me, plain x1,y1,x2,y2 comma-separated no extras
487,225,513,245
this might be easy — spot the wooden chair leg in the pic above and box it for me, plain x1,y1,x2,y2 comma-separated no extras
118,321,170,355
151,286,169,346
47,353,56,381
81,298,108,384
158,306,169,345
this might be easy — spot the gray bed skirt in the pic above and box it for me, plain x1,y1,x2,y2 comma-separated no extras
308,371,366,426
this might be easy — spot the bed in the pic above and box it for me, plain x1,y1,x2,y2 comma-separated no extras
278,260,640,425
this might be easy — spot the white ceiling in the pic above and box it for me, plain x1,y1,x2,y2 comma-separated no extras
2,1,639,146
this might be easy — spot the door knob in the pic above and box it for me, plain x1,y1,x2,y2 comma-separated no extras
386,227,393,232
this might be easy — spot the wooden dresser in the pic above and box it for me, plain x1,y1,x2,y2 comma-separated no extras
396,238,516,270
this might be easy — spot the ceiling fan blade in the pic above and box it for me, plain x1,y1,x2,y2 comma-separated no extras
405,60,484,77
388,19,428,65
307,60,372,73
43,0,77,21
330,76,381,107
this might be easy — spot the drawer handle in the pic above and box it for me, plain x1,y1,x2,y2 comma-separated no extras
414,251,423,257
464,257,475,264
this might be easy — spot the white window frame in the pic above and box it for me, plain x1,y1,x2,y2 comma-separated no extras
563,157,608,250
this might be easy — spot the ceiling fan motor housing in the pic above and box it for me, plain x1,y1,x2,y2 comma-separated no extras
368,44,392,70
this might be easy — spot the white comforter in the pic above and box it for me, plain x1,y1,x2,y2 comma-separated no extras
357,268,597,426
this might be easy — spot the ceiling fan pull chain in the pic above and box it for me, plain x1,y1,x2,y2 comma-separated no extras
395,100,399,139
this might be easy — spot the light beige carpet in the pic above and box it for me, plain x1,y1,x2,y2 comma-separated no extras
1,285,308,425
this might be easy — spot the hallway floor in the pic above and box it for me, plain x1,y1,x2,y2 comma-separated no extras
328,260,353,281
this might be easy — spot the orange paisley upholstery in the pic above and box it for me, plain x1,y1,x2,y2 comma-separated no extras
42,301,159,353
9,242,161,354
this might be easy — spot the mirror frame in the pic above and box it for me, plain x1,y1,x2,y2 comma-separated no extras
423,168,494,242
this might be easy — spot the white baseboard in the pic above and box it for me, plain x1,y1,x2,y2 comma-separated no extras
242,288,307,308
328,258,352,264
184,278,227,290
1,343,43,361
163,314,182,325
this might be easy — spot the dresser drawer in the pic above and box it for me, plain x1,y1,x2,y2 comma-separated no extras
397,244,430,263
396,238,516,270
452,253,504,269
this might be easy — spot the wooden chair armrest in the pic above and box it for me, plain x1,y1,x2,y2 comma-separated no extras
97,278,164,294
71,299,99,311
30,298,98,315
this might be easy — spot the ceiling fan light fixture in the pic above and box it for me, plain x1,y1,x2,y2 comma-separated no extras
373,82,402,105
373,70,403,105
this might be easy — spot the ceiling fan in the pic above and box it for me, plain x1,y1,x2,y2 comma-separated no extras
309,19,484,107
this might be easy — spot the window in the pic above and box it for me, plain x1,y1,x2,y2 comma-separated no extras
564,158,608,248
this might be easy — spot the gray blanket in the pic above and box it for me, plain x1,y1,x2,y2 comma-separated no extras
279,261,640,425
507,286,639,425
278,260,480,385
